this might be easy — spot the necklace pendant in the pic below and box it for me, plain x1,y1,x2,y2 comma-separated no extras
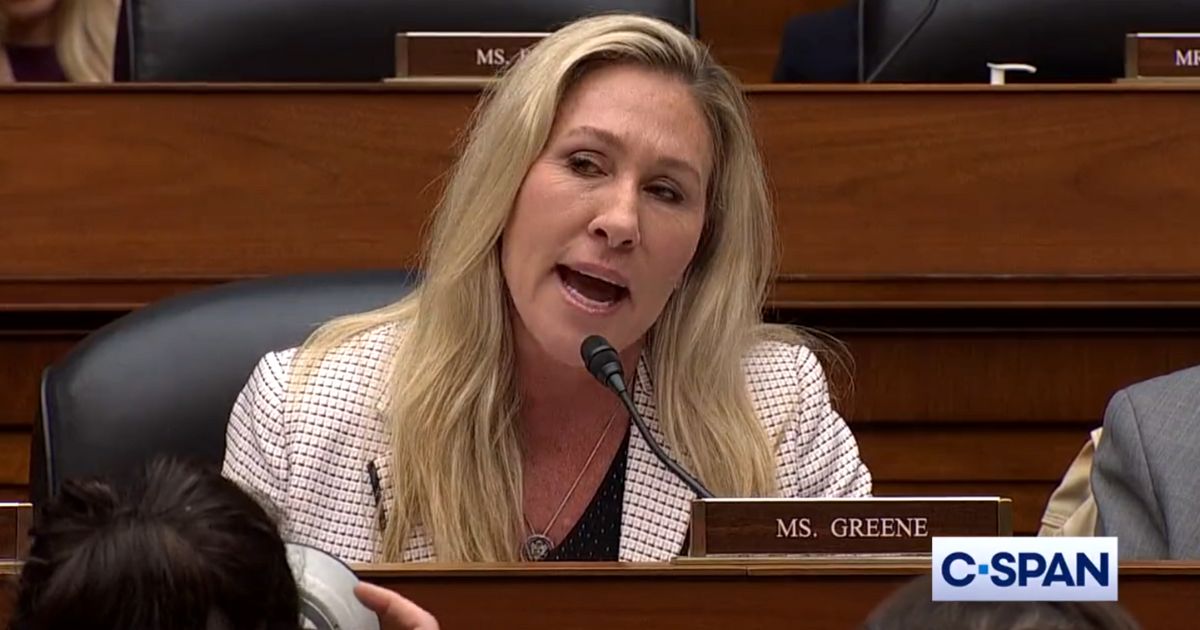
522,533,554,561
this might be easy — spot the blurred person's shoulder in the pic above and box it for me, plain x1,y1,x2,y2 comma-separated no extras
1117,364,1200,417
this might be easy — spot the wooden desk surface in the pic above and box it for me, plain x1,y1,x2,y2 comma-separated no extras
359,560,1200,629
2,560,1198,629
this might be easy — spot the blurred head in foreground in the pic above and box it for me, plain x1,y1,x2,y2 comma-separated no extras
11,458,301,630
862,574,1141,630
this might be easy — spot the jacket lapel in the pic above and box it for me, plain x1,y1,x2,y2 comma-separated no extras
619,357,694,562
366,400,436,563
369,448,437,562
365,336,435,562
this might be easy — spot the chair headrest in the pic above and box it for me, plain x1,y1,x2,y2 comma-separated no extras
119,0,698,81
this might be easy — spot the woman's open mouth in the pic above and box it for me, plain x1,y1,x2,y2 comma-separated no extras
556,264,629,314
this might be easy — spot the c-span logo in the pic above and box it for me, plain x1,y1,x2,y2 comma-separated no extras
932,537,1118,601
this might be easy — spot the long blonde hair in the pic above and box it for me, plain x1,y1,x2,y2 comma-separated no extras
296,13,808,562
0,0,119,82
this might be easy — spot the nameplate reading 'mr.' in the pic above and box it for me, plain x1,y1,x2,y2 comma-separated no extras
1126,33,1200,79
395,32,548,78
689,497,1011,557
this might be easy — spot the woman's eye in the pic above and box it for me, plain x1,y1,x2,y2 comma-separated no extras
567,155,603,176
648,184,683,203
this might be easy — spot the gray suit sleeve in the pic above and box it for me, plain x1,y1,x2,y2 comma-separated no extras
1091,390,1169,559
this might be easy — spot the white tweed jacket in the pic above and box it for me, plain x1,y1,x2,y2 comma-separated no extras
222,324,872,564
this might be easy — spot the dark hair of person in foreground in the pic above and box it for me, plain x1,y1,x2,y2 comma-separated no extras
862,573,1141,630
10,458,301,630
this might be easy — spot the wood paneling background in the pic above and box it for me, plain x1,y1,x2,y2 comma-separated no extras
4,85,1200,533
5,85,1200,296
821,327,1200,533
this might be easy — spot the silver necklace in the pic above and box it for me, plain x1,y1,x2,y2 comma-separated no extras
521,409,619,561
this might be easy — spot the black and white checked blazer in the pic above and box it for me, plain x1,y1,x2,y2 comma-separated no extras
222,324,872,563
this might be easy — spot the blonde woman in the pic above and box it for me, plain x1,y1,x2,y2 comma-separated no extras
0,0,118,82
223,13,872,564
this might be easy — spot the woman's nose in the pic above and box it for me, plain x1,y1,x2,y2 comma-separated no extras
588,184,641,249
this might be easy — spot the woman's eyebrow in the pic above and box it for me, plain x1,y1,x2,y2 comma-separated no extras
563,125,703,185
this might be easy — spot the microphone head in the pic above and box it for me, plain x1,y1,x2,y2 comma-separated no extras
287,543,380,630
580,335,624,387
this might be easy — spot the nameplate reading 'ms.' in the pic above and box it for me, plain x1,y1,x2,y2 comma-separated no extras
689,497,1011,556
1126,34,1200,79
395,32,548,78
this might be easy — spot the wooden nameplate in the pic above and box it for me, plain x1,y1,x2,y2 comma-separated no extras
394,32,548,79
0,503,32,562
688,497,1011,557
1126,33,1200,80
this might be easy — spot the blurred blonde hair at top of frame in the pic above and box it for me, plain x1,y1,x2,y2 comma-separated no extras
292,13,819,562
0,0,119,82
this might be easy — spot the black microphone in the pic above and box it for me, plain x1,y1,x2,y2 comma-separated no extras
580,335,714,499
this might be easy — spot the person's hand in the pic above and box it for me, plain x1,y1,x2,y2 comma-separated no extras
354,581,440,630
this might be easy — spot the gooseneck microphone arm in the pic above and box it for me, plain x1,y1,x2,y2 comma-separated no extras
863,0,942,83
580,335,714,499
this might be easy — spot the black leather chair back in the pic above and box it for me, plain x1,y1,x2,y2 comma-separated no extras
862,0,1200,82
33,270,417,505
116,0,697,81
